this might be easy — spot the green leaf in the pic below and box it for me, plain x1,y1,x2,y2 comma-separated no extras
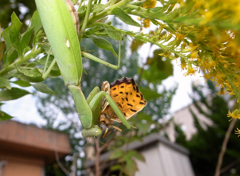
20,28,33,53
139,87,162,101
0,111,13,121
37,55,59,70
134,113,152,133
90,35,118,57
3,47,18,66
0,87,31,101
110,164,122,171
109,149,124,160
131,39,144,53
127,150,145,162
2,12,22,51
15,73,44,83
103,25,122,40
112,7,141,27
124,159,137,176
12,80,31,87
32,83,55,95
141,49,173,84
92,4,108,13
137,112,152,122
0,78,11,89
30,10,42,33
16,66,42,77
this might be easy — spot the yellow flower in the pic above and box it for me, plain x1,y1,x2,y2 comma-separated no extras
235,128,240,137
142,0,157,9
227,109,240,120
201,10,214,25
185,63,197,76
217,86,225,95
143,19,151,28
180,58,187,70
175,33,185,41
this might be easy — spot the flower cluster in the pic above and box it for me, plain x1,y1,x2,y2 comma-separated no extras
227,109,240,120
142,0,157,9
131,0,240,134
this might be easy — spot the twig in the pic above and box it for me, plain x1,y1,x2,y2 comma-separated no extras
94,131,117,176
220,159,239,174
214,118,237,176
95,137,101,176
55,150,70,176
70,153,78,176
99,132,115,153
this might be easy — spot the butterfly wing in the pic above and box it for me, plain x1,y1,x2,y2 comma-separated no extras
110,77,147,121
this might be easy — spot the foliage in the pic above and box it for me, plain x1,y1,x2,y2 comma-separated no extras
1,0,240,129
2,0,240,175
175,80,240,176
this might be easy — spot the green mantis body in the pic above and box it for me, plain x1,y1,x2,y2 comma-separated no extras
35,0,131,137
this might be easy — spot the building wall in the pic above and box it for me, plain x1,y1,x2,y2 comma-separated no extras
0,154,44,176
135,142,194,176
0,121,71,176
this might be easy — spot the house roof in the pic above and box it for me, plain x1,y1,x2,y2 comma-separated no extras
0,120,71,163
85,132,189,168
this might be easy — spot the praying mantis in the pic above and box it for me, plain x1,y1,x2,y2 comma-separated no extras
35,0,134,137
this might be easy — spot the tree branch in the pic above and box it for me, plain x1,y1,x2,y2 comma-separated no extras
214,118,237,176
55,150,70,176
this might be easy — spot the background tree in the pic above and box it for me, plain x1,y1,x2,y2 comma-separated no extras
175,80,240,176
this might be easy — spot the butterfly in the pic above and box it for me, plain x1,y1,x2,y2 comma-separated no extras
99,77,147,138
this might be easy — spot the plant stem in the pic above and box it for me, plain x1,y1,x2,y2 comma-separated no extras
42,59,56,79
82,52,120,70
214,118,237,176
0,48,42,77
87,0,131,25
43,48,52,75
95,137,101,176
80,0,93,41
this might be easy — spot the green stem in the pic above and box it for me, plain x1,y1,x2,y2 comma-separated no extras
219,64,240,103
42,59,56,79
79,0,94,40
82,52,120,70
0,48,42,77
42,48,52,75
125,31,188,60
87,0,131,25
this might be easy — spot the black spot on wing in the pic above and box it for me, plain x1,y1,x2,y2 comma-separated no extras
130,109,137,112
117,102,123,109
127,103,133,107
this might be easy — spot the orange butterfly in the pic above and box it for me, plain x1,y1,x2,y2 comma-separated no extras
100,77,147,137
